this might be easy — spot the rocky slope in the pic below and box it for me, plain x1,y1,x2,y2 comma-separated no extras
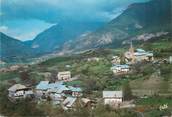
62,0,171,53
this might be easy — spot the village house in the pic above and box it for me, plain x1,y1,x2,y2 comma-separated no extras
111,56,121,65
62,97,77,110
57,71,71,81
103,91,123,107
169,56,172,64
68,86,82,97
111,64,130,75
8,84,34,99
35,81,66,98
35,81,50,97
35,81,82,100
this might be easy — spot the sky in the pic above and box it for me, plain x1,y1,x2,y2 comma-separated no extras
0,0,149,41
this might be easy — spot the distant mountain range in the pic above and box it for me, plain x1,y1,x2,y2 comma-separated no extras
62,0,171,52
1,0,171,62
0,22,103,62
0,32,35,62
30,21,104,54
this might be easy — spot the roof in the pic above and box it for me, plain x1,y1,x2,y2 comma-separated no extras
50,93,62,98
103,91,123,98
48,82,63,89
63,97,77,107
36,81,70,93
134,48,153,57
8,84,26,92
81,98,91,104
36,81,49,90
58,71,71,75
136,49,145,53
56,85,70,94
68,86,82,92
111,65,129,69
135,52,153,56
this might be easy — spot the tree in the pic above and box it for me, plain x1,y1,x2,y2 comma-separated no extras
20,71,30,81
122,82,133,101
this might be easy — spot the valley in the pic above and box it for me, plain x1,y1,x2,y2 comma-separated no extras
0,35,172,117
0,0,172,116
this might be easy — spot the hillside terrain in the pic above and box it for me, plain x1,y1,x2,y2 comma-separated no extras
0,32,35,62
31,21,104,54
0,0,171,116
63,0,171,52
0,34,172,117
1,0,171,62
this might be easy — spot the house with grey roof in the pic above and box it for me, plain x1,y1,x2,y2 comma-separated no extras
35,81,67,98
35,81,82,101
103,91,123,107
111,64,130,75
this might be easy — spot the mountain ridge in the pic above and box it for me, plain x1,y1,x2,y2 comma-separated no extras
0,32,35,62
31,21,104,54
61,0,171,53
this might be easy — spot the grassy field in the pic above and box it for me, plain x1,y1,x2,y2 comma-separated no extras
0,71,19,81
136,97,172,106
135,97,172,117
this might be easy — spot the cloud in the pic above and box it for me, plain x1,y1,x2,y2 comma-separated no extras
0,0,149,41
14,31,39,41
0,19,54,41
0,26,8,32
1,0,149,23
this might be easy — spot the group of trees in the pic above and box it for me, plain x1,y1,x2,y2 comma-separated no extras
122,81,133,101
0,85,44,117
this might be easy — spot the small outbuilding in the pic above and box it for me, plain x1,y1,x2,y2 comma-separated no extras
57,71,71,81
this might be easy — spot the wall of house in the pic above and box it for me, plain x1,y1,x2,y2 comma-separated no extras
72,92,82,97
112,68,129,74
14,90,24,97
8,91,15,97
104,98,122,105
58,74,71,80
35,90,46,98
